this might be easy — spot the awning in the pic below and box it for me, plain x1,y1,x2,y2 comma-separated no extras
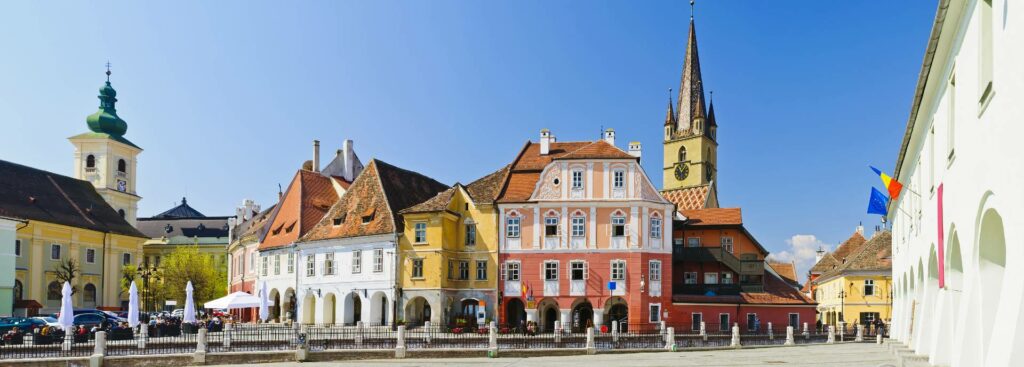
203,291,274,309
14,299,43,309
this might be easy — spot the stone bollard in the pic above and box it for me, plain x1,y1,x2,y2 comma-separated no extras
63,329,73,351
611,320,619,343
827,325,835,344
488,321,498,358
838,322,845,342
194,328,208,364
395,325,406,358
554,321,562,344
784,326,795,346
730,323,740,348
660,321,667,336
90,331,106,367
424,321,432,344
768,322,774,340
876,332,883,344
224,323,232,349
802,322,809,339
699,321,706,336
138,324,148,349
855,325,864,342
665,327,676,351
355,321,364,348
585,327,596,355
295,326,310,362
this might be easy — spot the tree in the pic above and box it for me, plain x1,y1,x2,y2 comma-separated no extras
53,258,80,295
160,245,227,307
120,264,138,298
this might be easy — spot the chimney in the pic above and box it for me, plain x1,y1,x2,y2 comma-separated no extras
856,222,864,236
342,139,355,181
815,246,826,263
243,199,255,221
604,128,615,146
312,140,321,173
628,141,642,160
539,129,551,155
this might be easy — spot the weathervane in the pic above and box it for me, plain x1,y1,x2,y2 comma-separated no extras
690,0,695,20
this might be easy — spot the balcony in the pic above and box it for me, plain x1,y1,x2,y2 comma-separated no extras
570,280,586,296
543,280,559,296
504,280,522,297
544,236,559,250
739,254,765,276
673,246,741,273
740,283,764,293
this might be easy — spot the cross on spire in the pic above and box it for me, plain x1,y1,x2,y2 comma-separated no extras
105,61,112,82
690,0,695,20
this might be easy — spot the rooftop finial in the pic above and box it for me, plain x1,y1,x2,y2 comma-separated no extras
690,0,695,20
105,61,112,82
710,90,713,103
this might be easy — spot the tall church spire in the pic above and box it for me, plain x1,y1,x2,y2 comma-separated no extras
664,88,675,127
675,2,708,133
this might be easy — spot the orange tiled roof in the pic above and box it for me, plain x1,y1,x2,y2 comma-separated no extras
810,231,866,273
498,140,634,203
464,164,511,204
661,185,711,211
681,208,742,226
768,261,800,286
555,140,635,161
301,159,448,242
817,231,892,281
259,170,342,250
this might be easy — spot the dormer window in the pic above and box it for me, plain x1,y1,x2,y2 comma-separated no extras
571,170,584,189
361,208,375,224
613,170,625,189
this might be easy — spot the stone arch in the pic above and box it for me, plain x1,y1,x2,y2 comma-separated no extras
536,298,560,333
343,292,363,325
283,288,296,322
83,283,97,308
301,292,316,324
604,296,628,327
947,229,963,290
323,293,337,324
570,297,594,332
504,298,526,328
269,289,281,322
370,291,389,325
976,208,1005,362
403,296,432,326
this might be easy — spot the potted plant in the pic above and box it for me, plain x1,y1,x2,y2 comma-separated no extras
477,326,488,335
499,326,510,334
451,327,464,334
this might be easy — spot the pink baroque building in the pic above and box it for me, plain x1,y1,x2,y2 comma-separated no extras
496,128,675,332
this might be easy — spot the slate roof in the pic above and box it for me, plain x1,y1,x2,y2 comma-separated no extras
136,217,231,240
662,185,711,211
498,140,635,203
259,169,344,250
816,231,892,282
0,159,146,238
301,159,448,242
150,197,206,218
681,208,742,226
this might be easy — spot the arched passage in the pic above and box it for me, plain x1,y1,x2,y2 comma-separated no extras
571,298,594,332
977,208,1005,363
323,293,337,324
404,297,431,326
605,296,628,328
504,298,525,328
343,293,363,325
536,298,559,333
370,291,388,325
269,289,281,322
301,293,316,324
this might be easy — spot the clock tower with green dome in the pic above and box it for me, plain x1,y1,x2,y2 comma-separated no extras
69,65,143,226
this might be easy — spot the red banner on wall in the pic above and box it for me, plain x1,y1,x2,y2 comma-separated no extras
937,183,945,289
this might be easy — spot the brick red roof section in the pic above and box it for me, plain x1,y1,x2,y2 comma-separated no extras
555,140,635,160
498,140,635,203
768,261,800,286
302,159,448,241
661,185,710,211
510,141,590,171
681,208,742,226
672,271,816,305
810,231,866,273
259,169,341,250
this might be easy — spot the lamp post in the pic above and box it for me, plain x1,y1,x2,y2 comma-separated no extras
838,290,846,324
138,265,161,312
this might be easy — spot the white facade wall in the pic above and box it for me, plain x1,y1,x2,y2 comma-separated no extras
258,246,299,322
890,1,1023,366
295,234,397,325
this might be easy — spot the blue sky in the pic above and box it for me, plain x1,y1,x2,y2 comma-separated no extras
0,1,936,281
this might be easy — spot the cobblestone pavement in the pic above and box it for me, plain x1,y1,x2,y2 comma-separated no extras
217,343,898,367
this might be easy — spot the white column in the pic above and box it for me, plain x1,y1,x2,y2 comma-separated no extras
561,206,568,249
589,206,597,249
586,163,594,199
534,206,541,249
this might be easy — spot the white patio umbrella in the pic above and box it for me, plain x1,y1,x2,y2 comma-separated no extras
203,291,270,309
57,281,74,330
259,281,269,322
183,281,197,323
128,281,140,328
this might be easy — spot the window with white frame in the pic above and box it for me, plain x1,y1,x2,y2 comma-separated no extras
506,216,520,238
414,222,427,243
684,272,697,284
704,272,719,284
476,260,487,280
324,253,335,275
687,237,700,247
649,304,662,322
352,250,362,273
86,248,96,264
979,0,994,105
544,216,559,237
306,255,315,277
571,216,585,237
948,73,956,160
650,216,662,239
611,260,626,280
649,260,661,281
611,216,626,237
721,236,734,253
571,169,584,189
50,244,61,260
613,170,625,189
864,279,875,296
274,255,281,275
411,259,423,278
261,256,268,276
691,313,702,331
287,253,294,274
570,261,587,280
722,272,733,284
544,261,559,281
250,253,256,271
506,262,521,281
374,249,384,273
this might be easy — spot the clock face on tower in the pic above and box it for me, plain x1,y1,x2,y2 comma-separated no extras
674,164,689,180
117,180,127,192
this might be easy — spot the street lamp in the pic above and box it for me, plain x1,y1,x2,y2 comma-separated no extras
138,264,161,312
838,290,846,323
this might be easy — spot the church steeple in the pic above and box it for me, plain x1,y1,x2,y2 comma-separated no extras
86,64,129,137
675,2,708,134
664,89,676,127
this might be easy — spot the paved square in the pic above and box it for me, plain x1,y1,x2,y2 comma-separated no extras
218,343,898,367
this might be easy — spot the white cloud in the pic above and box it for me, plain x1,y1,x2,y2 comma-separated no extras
768,234,832,284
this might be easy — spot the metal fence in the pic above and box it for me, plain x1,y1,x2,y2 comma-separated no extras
0,333,94,359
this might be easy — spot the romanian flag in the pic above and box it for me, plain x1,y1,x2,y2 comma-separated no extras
870,166,904,200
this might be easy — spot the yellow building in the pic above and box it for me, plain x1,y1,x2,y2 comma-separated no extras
1,160,147,314
813,230,893,327
397,166,508,326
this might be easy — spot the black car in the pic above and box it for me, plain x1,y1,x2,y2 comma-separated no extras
73,313,126,329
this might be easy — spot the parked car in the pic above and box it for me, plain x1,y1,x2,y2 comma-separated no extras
171,309,184,318
73,313,125,329
32,316,60,327
0,317,48,333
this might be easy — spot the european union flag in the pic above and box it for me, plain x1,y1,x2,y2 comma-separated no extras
867,187,890,216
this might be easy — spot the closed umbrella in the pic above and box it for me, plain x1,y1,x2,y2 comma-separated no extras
259,281,269,322
128,281,140,328
183,281,197,323
57,281,74,330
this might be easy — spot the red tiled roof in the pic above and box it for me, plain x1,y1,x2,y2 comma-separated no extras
259,170,342,250
769,261,799,286
555,140,635,160
498,140,635,203
810,231,866,274
681,208,742,226
661,185,711,211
